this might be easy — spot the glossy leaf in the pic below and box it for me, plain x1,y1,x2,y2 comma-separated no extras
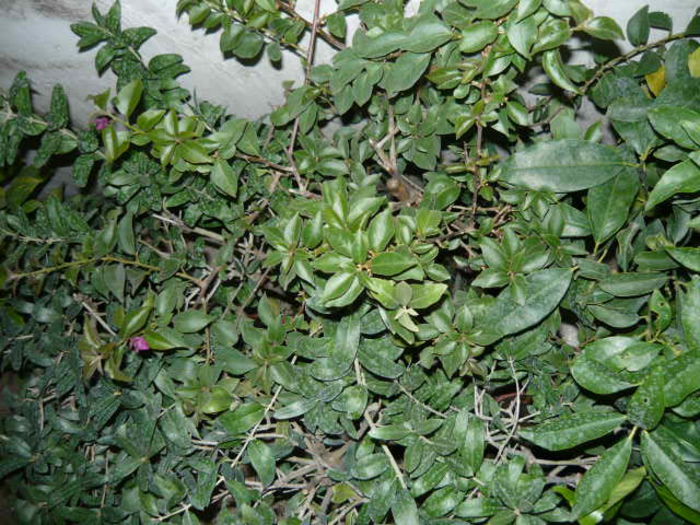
501,140,625,192
573,436,632,518
519,411,627,451
481,268,572,341
642,430,700,512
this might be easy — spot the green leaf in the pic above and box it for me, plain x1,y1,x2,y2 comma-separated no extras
368,210,395,252
532,18,571,54
220,403,264,435
144,328,189,350
587,168,640,243
254,0,276,12
666,247,700,272
322,272,355,302
481,268,572,341
248,440,275,487
173,310,214,333
326,12,347,40
598,272,667,297
371,250,417,277
392,489,420,525
583,17,624,40
461,416,486,475
233,30,264,59
117,212,136,255
642,430,700,512
115,79,143,119
367,278,399,309
663,352,700,407
519,410,627,451
542,49,581,94
368,424,410,441
648,106,699,149
354,31,406,58
211,159,238,197
403,17,452,53
73,154,95,187
573,436,632,519
6,173,43,209
409,283,447,309
627,5,650,46
178,141,211,164
680,279,700,351
465,0,517,19
627,369,665,430
645,157,700,210
121,303,152,338
501,140,625,192
48,84,69,129
459,22,498,54
273,398,318,420
507,16,537,58
572,354,636,394
383,53,431,95
350,453,388,480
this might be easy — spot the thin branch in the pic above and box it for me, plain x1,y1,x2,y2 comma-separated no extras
581,31,688,95
363,410,407,489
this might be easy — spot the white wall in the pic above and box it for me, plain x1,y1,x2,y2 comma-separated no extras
0,0,697,126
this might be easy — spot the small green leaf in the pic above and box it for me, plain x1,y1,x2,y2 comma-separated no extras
117,212,136,255
248,440,275,487
519,410,627,451
350,453,388,480
666,247,700,272
501,140,624,192
542,49,581,94
383,52,431,95
459,22,498,53
573,436,632,518
627,368,665,430
115,79,144,119
392,489,420,525
403,17,452,53
648,106,699,149
627,5,650,46
646,157,700,210
178,141,211,164
144,328,189,350
481,268,572,341
583,17,624,40
274,398,318,420
322,272,356,302
587,168,640,243
371,250,417,277
220,403,264,435
173,310,214,333
572,354,636,394
680,279,700,351
507,16,537,58
598,272,667,297
326,12,347,39
211,159,238,197
642,430,700,512
368,210,395,252
532,18,571,54
663,352,700,407
409,283,447,309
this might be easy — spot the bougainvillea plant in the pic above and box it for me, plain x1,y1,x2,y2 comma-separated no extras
1,0,700,523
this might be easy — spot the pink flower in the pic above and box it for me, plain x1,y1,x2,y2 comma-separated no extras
94,116,112,131
129,336,150,352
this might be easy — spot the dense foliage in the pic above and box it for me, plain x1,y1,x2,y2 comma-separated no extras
2,0,700,523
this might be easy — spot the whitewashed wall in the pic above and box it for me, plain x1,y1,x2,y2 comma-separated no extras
0,0,697,126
